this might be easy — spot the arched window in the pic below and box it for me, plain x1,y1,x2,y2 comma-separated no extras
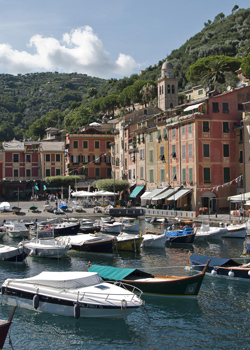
167,84,170,93
159,87,161,95
172,85,175,94
162,86,164,94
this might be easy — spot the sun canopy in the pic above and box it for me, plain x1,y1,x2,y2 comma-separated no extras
129,185,144,199
141,188,168,200
71,191,93,197
152,187,180,201
183,102,204,112
88,265,153,280
167,188,192,201
227,192,250,201
93,190,118,197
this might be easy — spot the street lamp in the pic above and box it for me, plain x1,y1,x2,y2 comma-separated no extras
113,170,116,207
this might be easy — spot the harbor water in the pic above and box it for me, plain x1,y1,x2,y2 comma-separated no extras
0,218,250,350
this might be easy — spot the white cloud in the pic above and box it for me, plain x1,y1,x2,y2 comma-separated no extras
0,26,140,78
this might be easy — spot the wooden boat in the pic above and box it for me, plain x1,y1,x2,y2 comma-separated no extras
61,233,115,253
141,232,166,248
223,223,246,238
1,271,143,319
0,306,16,350
88,261,209,297
0,244,28,262
195,224,227,241
188,252,250,281
28,205,38,212
12,206,21,214
165,227,196,244
114,232,143,252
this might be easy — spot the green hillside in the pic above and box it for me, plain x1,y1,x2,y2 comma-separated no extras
0,7,250,141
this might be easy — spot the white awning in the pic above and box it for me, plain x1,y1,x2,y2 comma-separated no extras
152,187,180,201
183,102,204,112
167,188,192,201
141,187,168,200
227,192,250,201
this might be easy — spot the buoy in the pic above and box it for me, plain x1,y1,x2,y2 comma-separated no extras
74,303,81,319
161,222,163,226
33,294,39,309
211,269,217,276
228,270,234,278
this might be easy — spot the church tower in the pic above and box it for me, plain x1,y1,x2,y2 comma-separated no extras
157,58,179,111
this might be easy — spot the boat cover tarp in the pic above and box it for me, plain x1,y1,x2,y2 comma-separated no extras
165,228,194,237
88,264,153,280
189,254,240,267
10,271,103,289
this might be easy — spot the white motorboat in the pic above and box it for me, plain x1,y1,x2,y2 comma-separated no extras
0,244,28,262
1,271,143,318
223,223,246,238
5,222,29,238
29,223,54,238
195,224,227,241
20,237,71,259
100,222,123,234
122,223,140,232
141,233,166,249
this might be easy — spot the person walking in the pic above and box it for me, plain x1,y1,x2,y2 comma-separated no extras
239,206,244,223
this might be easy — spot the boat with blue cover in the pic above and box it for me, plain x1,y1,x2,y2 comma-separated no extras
188,252,250,281
165,227,196,244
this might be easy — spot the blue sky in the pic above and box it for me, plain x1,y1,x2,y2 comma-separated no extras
0,0,249,78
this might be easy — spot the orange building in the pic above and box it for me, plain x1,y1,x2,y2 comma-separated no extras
65,125,114,188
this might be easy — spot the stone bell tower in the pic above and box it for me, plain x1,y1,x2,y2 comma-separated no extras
157,57,179,111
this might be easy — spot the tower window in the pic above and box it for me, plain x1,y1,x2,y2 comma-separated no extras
167,84,170,93
172,85,175,94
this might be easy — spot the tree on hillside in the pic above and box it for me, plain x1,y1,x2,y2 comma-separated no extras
214,13,225,22
232,5,239,14
241,52,250,79
140,82,157,107
186,55,241,89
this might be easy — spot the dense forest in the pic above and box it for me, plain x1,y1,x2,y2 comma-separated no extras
1,6,250,142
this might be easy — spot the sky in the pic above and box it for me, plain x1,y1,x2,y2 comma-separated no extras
0,0,249,79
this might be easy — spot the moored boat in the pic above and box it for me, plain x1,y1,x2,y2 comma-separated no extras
88,262,209,297
165,227,196,244
223,223,246,238
62,233,115,253
195,224,227,241
141,232,166,248
1,271,143,318
0,244,28,262
51,222,80,236
5,222,29,238
188,252,250,280
100,222,123,234
114,232,143,252
0,306,16,349
20,237,71,259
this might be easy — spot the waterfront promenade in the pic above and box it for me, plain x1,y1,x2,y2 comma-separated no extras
0,199,241,225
